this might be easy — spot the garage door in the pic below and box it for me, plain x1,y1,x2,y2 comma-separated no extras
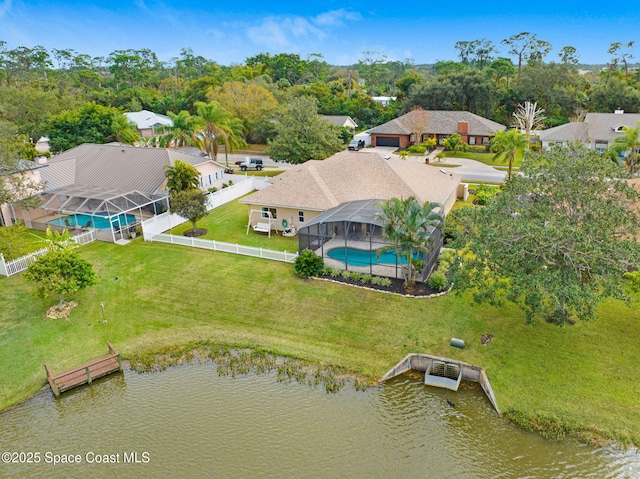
375,136,400,147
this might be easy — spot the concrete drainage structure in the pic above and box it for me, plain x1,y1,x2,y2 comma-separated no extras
380,353,500,413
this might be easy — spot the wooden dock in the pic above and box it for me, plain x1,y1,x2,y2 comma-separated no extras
45,341,123,397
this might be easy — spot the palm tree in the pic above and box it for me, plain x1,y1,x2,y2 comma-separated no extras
161,110,197,148
164,159,200,194
193,101,245,162
374,197,443,286
611,121,640,177
490,129,528,182
218,117,247,167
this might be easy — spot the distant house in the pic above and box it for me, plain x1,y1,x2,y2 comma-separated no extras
124,110,174,138
240,150,464,235
539,111,640,151
1,160,46,226
372,96,396,107
12,143,227,242
368,110,506,149
322,115,358,129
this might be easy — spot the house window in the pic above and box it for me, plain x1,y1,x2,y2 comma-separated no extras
437,135,448,145
482,137,489,145
555,142,563,147
469,137,476,145
409,133,416,142
595,140,608,152
261,207,277,219
421,134,429,142
199,176,204,187
298,211,305,223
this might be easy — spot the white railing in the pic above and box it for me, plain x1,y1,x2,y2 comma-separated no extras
0,229,97,277
141,176,269,240
150,233,298,263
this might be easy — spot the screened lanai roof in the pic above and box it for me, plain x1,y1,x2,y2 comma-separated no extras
39,186,166,216
302,199,386,229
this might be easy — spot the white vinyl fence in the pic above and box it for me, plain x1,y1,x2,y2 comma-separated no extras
150,234,297,263
142,176,268,240
141,176,297,263
0,229,97,277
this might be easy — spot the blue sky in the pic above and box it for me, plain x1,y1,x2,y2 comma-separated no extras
1,0,638,66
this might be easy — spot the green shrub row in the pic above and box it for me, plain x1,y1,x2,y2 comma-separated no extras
426,249,458,292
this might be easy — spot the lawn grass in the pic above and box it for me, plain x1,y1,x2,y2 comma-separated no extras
2,204,639,447
442,148,525,167
0,227,48,261
166,197,298,252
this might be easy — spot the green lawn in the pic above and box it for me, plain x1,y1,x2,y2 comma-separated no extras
166,197,298,252
442,149,525,167
0,227,48,261
1,203,639,447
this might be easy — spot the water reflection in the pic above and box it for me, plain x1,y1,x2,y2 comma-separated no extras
0,363,637,479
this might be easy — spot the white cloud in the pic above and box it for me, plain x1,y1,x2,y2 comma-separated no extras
314,9,361,27
247,16,325,49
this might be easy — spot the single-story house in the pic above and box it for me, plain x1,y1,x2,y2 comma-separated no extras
12,143,227,242
1,160,47,227
539,111,640,151
368,110,506,149
124,110,174,138
322,115,358,129
240,150,464,235
372,96,396,106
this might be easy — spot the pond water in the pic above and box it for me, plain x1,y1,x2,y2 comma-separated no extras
0,363,638,478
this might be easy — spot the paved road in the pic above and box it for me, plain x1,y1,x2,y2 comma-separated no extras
221,149,506,183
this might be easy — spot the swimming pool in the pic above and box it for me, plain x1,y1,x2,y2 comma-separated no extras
49,213,137,230
327,247,421,266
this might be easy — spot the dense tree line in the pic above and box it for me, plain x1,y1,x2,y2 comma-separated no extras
0,35,639,159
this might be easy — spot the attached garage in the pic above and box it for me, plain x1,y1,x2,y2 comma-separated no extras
374,136,400,147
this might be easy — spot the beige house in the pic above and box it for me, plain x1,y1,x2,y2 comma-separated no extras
1,160,46,226
240,150,464,235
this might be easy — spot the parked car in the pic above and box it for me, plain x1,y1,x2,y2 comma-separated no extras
239,157,264,171
348,139,365,151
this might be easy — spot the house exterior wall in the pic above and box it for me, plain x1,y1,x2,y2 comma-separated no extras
246,205,322,233
371,134,410,148
1,168,43,226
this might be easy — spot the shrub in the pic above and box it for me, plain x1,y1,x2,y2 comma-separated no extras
370,276,385,286
427,271,449,291
407,144,427,154
207,187,218,193
623,271,640,291
348,271,363,281
328,267,342,278
360,274,372,284
293,249,324,277
442,134,467,152
439,249,457,264
423,138,437,150
474,184,500,205
467,145,487,153
377,277,392,287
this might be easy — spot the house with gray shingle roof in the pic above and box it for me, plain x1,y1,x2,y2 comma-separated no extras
368,109,506,149
240,150,463,235
539,111,640,151
12,143,227,242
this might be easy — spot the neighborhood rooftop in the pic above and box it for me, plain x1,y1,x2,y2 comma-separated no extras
240,150,463,213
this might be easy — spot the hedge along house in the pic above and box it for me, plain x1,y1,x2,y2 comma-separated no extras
368,109,506,149
241,150,463,280
13,143,228,242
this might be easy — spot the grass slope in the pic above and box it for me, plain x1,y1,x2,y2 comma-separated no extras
1,240,639,446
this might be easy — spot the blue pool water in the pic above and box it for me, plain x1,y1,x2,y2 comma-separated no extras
327,247,421,266
49,213,137,230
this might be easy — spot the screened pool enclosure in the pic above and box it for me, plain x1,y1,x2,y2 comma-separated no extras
13,186,169,242
298,199,443,282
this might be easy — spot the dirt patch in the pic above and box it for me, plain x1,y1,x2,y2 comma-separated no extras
45,301,78,320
